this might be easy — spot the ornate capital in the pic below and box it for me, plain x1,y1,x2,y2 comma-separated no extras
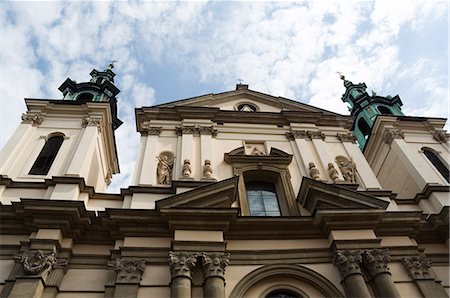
14,250,57,275
169,251,197,279
402,256,434,280
307,130,326,140
199,126,218,137
83,116,103,133
105,170,112,186
175,125,197,136
432,130,449,143
201,252,230,279
362,248,391,279
107,258,145,283
286,130,308,140
141,122,162,135
333,250,363,279
383,128,404,145
336,132,357,143
21,113,44,126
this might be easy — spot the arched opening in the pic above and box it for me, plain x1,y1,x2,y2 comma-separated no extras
246,181,280,216
266,289,302,298
29,134,64,175
76,92,94,102
422,147,449,183
357,117,371,139
377,106,393,115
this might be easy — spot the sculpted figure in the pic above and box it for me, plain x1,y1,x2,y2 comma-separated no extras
203,160,213,179
338,158,356,183
157,155,173,185
251,147,265,156
182,159,192,178
309,162,320,180
328,163,340,181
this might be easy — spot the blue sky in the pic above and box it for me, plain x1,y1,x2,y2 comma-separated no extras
1,1,448,192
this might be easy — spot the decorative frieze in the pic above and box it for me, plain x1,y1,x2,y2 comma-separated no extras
333,250,364,279
336,132,357,143
141,122,162,135
307,130,326,140
169,251,197,278
107,258,146,283
286,130,308,140
362,248,391,279
83,115,103,133
15,250,57,275
21,113,44,126
402,256,434,280
383,128,404,145
201,252,230,279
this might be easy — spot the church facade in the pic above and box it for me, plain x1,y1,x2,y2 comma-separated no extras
0,68,448,298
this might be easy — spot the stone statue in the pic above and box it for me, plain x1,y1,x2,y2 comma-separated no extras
203,160,213,179
182,159,192,178
338,158,357,183
157,154,173,185
251,147,265,156
309,162,320,180
328,163,340,181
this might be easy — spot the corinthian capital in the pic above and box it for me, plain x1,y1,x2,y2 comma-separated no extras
362,248,391,279
107,258,146,283
169,251,197,278
286,130,308,140
83,116,103,133
432,130,450,143
307,130,326,140
336,132,357,143
333,250,363,279
201,252,230,279
141,122,162,135
21,113,44,126
402,256,434,280
383,128,404,145
198,126,218,137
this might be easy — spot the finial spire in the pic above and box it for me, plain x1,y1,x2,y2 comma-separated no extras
107,60,118,70
336,71,345,80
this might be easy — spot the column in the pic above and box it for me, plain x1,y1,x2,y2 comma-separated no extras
338,132,382,189
363,248,400,298
201,252,230,298
176,126,195,179
286,130,310,177
137,125,162,185
199,126,217,180
402,255,448,298
169,251,197,298
66,116,102,177
107,258,146,298
333,250,371,298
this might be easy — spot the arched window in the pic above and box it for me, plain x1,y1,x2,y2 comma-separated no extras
377,106,393,115
246,181,281,216
76,92,94,102
357,117,371,139
422,147,449,182
266,290,302,298
29,135,64,175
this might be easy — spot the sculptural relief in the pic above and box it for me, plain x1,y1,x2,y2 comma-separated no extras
203,160,213,179
157,152,174,185
337,157,357,183
309,162,320,180
328,163,340,181
182,159,192,178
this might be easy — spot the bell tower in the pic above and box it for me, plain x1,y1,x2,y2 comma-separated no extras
0,65,122,193
340,74,404,148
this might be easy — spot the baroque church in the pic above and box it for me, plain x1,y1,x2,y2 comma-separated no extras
0,66,449,298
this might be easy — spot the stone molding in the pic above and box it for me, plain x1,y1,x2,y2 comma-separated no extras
362,248,391,279
21,113,44,126
141,122,163,135
169,251,197,279
15,250,57,275
307,130,326,140
175,125,217,137
286,130,308,140
333,250,363,279
336,132,357,143
402,256,434,280
201,252,230,279
383,128,404,145
83,115,103,133
107,258,146,283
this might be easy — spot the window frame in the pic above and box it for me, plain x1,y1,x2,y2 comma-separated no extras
421,147,449,183
29,133,65,176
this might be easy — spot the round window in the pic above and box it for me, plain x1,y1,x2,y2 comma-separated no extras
236,102,258,112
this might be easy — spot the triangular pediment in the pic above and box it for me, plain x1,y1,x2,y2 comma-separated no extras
154,87,342,115
297,177,389,214
156,176,239,209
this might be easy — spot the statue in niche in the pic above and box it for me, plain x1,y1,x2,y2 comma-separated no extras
182,159,192,178
338,158,357,183
328,163,340,181
309,162,320,180
157,152,174,185
251,147,265,156
203,160,213,179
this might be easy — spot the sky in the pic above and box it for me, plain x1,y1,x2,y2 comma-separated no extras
0,1,448,193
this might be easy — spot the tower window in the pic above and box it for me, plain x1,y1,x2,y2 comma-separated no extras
422,147,449,183
76,93,94,102
29,135,64,175
377,106,393,115
357,117,371,139
246,182,281,216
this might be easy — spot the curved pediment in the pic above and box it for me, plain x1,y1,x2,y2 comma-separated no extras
224,146,293,165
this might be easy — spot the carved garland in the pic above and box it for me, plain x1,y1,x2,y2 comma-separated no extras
15,250,57,275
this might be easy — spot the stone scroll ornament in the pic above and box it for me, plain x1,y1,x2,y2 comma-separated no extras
107,258,146,283
201,252,230,279
15,250,57,275
168,251,197,278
